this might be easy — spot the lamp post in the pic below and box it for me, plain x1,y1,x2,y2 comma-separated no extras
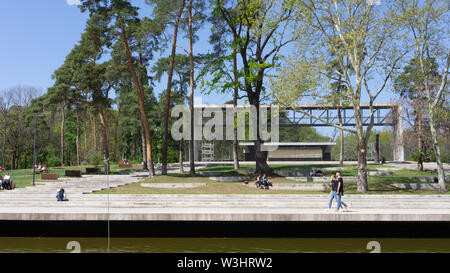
33,114,44,186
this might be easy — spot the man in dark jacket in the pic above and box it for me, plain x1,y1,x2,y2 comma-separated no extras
335,172,349,212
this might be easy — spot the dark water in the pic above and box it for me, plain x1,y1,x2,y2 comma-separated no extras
0,237,449,253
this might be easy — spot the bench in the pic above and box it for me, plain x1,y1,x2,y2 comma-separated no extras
86,167,101,174
65,170,82,177
41,173,59,180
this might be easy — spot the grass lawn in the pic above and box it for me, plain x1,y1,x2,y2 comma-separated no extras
93,174,328,195
4,164,141,189
6,162,448,195
93,163,450,195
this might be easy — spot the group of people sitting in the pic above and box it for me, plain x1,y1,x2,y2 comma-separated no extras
254,173,272,190
34,163,49,173
0,172,14,190
309,168,324,177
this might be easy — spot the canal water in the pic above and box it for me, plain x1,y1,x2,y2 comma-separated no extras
0,237,449,253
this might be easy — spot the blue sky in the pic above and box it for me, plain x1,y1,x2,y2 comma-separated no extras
0,0,402,138
0,0,230,104
0,0,88,94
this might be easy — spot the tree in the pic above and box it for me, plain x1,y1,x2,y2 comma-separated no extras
397,0,449,193
152,54,191,171
0,86,41,169
213,0,295,174
272,0,406,191
186,0,206,175
394,57,439,171
324,58,352,166
50,10,115,172
149,0,187,175
115,2,160,176
199,1,246,171
79,0,162,175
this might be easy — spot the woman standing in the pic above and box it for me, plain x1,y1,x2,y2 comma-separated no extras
328,174,338,210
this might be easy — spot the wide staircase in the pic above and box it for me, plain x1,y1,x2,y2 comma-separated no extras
0,166,449,211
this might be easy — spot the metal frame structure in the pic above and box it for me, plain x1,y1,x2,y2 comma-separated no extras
192,102,404,161
281,103,394,127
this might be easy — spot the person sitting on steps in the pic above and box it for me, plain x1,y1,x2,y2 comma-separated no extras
56,186,68,201
255,174,263,189
3,172,12,190
261,174,272,190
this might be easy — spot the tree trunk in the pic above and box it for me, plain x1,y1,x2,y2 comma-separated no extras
337,101,344,166
179,138,184,174
232,38,240,170
161,0,186,175
11,153,14,170
188,0,195,176
76,107,81,166
2,125,6,168
98,103,109,173
251,97,271,174
429,107,447,193
417,49,448,193
416,103,424,171
357,139,369,192
60,102,65,167
119,16,155,177
23,153,27,170
374,134,380,163
354,103,369,192
133,134,137,159
113,99,122,163
141,121,147,169
92,113,97,152
84,119,88,163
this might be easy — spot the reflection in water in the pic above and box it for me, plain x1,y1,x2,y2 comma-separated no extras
0,238,449,253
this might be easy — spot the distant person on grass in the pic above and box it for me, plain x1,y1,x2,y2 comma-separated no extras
261,174,272,190
255,174,263,189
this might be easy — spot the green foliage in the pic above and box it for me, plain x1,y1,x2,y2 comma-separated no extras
411,150,436,163
331,130,394,161
90,152,103,166
47,156,61,167
394,57,440,100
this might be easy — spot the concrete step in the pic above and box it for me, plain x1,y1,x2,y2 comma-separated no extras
19,185,129,190
2,193,449,200
0,192,447,198
1,194,448,200
0,199,448,206
0,201,448,209
285,177,359,182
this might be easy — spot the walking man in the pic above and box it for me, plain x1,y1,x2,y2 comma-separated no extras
335,171,349,212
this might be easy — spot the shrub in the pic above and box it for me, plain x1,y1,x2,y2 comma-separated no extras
90,152,102,166
47,156,61,167
410,150,435,162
